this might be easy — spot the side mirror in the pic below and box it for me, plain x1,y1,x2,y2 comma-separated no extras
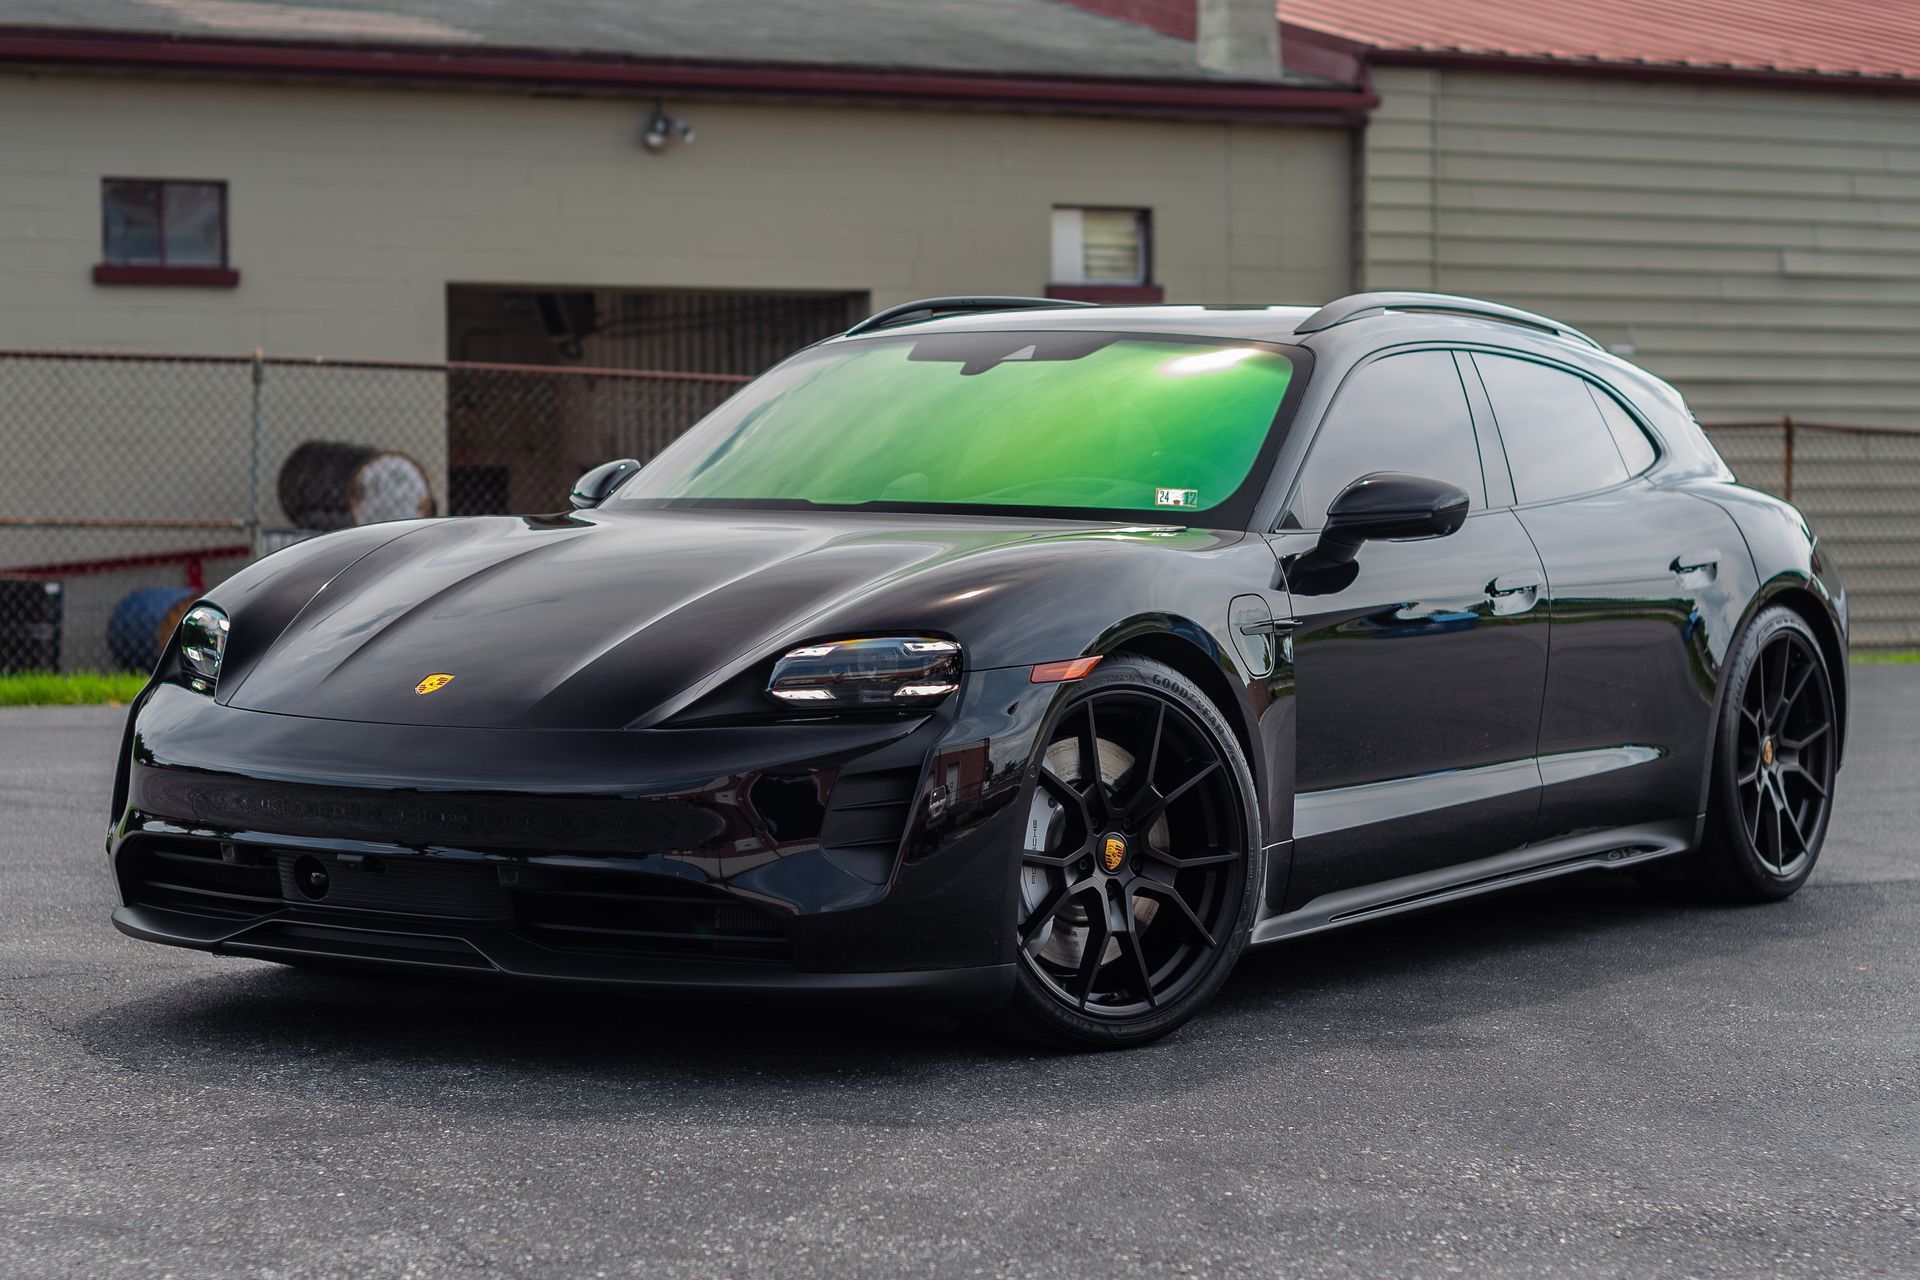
569,458,642,510
1322,472,1471,550
1279,472,1470,596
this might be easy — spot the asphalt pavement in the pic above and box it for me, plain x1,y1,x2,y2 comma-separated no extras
1,668,1915,1279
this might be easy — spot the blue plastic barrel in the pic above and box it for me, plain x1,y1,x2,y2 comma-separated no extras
107,586,198,672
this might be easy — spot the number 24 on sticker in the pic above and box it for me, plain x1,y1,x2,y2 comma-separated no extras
1155,487,1199,508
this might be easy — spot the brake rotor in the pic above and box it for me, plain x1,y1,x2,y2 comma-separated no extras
1020,736,1162,970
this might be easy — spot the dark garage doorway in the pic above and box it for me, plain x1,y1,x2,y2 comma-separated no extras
444,285,869,514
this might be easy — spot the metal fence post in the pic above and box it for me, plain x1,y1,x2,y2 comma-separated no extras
1783,414,1796,503
249,347,264,558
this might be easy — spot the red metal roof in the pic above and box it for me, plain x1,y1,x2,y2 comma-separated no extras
1282,0,1920,83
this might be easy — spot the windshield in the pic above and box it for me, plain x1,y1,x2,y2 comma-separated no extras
614,330,1300,520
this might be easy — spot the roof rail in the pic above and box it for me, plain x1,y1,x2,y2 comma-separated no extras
844,295,1096,337
1294,291,1601,350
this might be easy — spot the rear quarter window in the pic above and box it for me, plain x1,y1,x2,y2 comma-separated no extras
1586,383,1658,476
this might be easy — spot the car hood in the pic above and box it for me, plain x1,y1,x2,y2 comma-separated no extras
220,508,1189,730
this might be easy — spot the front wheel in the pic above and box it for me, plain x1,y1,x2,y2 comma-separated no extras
993,655,1261,1049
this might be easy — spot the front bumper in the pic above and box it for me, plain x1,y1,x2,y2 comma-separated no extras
109,670,1056,1003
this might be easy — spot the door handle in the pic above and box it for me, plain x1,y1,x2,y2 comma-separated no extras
1485,571,1541,597
1485,570,1542,616
1670,549,1720,582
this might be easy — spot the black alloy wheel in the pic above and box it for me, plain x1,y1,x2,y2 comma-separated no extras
998,655,1259,1048
1734,622,1836,880
1650,605,1838,902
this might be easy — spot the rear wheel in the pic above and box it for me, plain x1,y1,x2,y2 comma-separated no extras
1645,606,1838,902
994,656,1260,1049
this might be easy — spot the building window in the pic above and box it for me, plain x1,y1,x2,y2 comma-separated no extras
94,178,239,287
1047,206,1161,303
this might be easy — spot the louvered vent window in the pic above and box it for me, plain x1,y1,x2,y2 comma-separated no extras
1050,207,1150,285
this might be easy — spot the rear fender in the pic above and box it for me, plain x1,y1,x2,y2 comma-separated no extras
1691,483,1849,802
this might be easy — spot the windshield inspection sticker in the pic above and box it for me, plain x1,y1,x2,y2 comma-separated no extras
1155,487,1199,509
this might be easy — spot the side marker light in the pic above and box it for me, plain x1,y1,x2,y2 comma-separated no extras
1029,656,1103,684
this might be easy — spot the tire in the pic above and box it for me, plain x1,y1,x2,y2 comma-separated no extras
988,655,1262,1050
1642,605,1839,903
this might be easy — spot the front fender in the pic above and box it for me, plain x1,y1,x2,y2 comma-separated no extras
750,528,1284,848
777,526,1276,672
204,520,437,702
109,521,434,832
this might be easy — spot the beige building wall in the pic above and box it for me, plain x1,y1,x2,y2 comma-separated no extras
0,70,1351,667
0,72,1353,359
1361,66,1920,429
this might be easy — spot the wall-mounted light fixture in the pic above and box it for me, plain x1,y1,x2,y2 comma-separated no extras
641,102,696,153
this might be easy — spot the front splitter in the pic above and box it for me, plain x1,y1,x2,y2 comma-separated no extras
113,904,1017,1008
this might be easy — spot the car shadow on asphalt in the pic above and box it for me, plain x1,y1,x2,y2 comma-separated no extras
69,869,1848,1120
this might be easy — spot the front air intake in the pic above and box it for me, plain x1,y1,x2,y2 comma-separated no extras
510,870,791,963
819,764,923,885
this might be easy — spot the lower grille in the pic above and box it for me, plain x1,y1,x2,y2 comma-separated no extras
124,840,282,918
511,869,790,963
275,853,511,921
120,836,792,964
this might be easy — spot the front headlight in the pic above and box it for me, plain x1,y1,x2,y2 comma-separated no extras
177,604,229,694
767,636,960,709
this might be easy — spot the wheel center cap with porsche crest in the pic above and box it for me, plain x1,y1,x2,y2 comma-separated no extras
1100,832,1129,874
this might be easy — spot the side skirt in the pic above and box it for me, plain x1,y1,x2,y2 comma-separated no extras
1248,817,1699,948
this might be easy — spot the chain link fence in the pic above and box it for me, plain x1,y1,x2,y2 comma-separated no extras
0,351,747,674
3,351,1918,672
1701,419,1920,649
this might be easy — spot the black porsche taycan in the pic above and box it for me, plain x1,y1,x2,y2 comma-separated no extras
109,291,1847,1047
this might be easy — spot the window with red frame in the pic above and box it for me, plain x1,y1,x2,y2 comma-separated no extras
95,179,238,286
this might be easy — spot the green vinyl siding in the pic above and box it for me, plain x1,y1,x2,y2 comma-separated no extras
1363,67,1920,427
1362,66,1920,643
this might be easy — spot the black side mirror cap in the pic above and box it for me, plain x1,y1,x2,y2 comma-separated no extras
1277,472,1470,595
1323,471,1471,545
569,458,642,510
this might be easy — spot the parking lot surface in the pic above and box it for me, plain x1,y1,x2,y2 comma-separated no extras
1,668,1915,1279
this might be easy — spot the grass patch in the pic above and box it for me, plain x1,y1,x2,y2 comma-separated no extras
0,670,149,706
1852,650,1920,665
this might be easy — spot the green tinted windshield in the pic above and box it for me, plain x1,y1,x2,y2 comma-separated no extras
617,332,1296,516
